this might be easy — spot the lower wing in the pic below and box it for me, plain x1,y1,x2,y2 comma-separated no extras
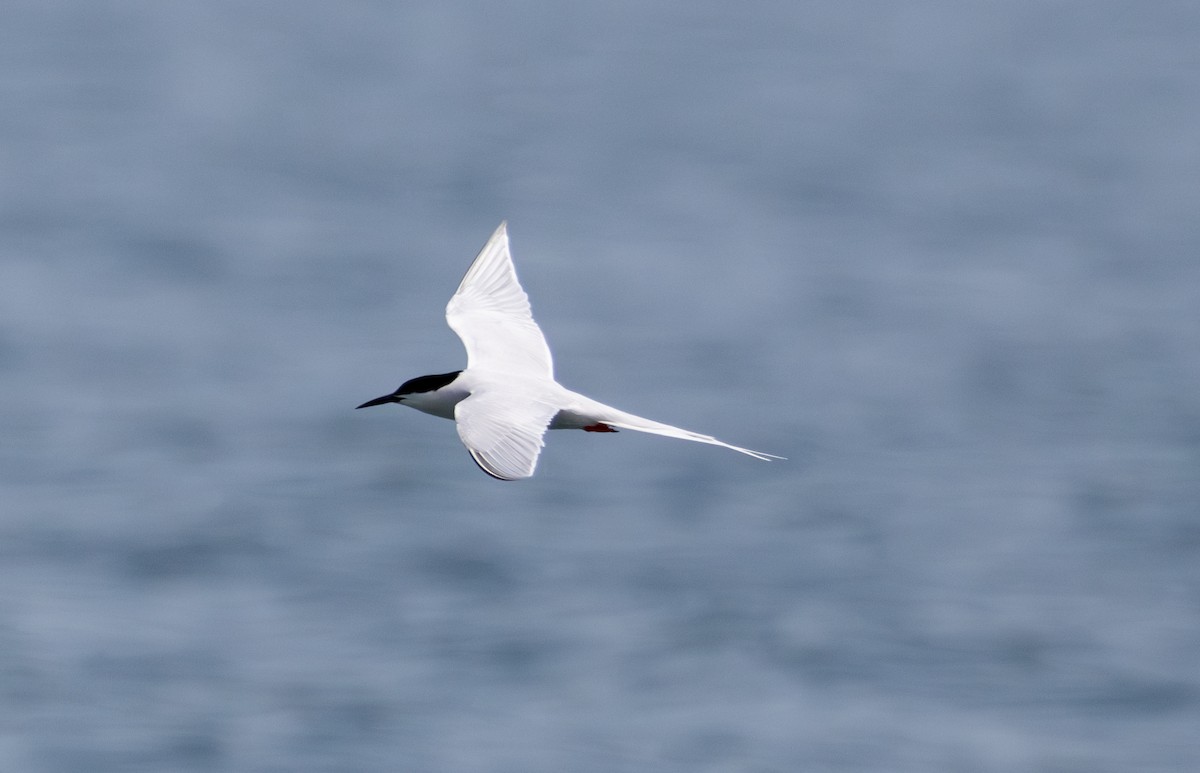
454,391,560,480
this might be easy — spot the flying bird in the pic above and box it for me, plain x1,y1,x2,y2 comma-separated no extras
357,222,781,480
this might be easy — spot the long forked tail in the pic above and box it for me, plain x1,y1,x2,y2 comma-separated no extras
597,405,784,461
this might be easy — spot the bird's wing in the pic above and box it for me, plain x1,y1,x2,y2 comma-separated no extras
454,390,559,480
445,222,554,379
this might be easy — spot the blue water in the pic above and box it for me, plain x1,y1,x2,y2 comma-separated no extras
3,2,1199,771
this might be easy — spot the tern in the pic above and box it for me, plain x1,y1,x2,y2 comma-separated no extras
356,222,782,480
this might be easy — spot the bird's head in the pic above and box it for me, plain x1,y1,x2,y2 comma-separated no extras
355,370,463,409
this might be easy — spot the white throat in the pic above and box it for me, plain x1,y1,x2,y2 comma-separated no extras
401,384,470,420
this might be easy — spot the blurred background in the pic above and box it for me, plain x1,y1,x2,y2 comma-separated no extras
2,2,1199,771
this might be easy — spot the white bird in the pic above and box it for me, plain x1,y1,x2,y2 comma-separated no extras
357,222,782,480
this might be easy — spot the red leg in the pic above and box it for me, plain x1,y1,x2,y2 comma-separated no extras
582,423,618,433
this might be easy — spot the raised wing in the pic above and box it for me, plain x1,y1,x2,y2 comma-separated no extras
454,390,559,480
446,222,554,378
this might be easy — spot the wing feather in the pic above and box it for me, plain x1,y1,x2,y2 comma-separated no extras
454,390,558,480
445,222,554,378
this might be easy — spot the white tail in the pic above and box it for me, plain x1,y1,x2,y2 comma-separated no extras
564,394,783,461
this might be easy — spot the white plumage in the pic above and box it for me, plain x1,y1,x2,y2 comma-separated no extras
358,222,782,480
